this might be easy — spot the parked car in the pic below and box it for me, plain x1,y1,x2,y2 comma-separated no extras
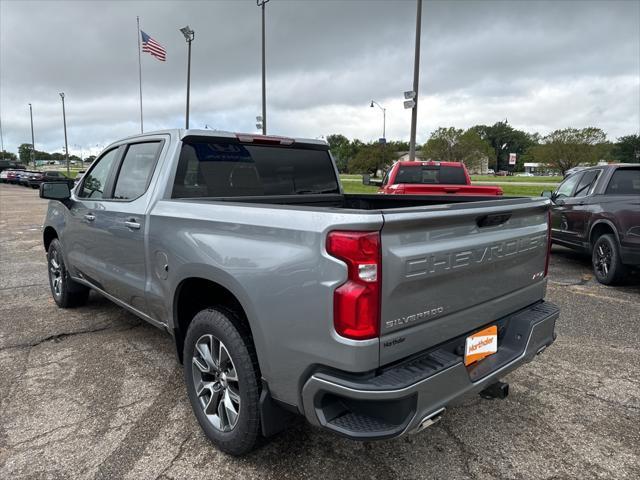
363,161,503,196
517,172,534,177
26,170,68,189
5,169,25,184
0,170,8,183
543,164,640,284
40,130,558,455
487,168,495,175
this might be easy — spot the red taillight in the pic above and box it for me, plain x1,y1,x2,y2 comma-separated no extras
326,231,381,340
544,209,552,277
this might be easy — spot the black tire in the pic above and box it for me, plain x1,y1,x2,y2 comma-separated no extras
47,238,90,307
184,308,261,456
592,234,627,285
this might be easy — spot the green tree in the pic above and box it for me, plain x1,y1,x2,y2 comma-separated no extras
422,127,494,170
348,143,395,175
528,127,608,175
0,150,18,161
469,122,537,171
326,134,351,173
84,155,96,163
18,143,33,165
422,127,464,161
611,134,640,163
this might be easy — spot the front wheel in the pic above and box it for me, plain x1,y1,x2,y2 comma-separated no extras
592,234,627,285
47,238,90,307
184,308,261,455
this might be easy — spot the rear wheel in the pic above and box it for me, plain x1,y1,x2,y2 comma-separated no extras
184,308,261,455
592,234,627,285
47,238,90,307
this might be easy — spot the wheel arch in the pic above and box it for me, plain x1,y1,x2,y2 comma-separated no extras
43,226,58,251
589,219,619,250
172,275,266,375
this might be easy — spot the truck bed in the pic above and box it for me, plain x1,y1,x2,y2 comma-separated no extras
178,193,529,210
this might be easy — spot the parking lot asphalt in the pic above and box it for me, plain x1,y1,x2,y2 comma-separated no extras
0,183,638,480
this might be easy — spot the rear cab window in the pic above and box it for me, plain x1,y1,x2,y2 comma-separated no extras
394,165,467,185
172,138,340,198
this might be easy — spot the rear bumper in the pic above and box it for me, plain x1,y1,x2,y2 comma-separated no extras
301,301,558,440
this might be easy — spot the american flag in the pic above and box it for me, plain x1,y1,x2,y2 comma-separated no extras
140,30,166,61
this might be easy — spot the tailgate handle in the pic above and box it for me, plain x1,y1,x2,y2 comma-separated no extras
476,213,511,228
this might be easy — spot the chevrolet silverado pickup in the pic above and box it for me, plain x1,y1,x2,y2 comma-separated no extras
363,160,504,196
40,130,558,455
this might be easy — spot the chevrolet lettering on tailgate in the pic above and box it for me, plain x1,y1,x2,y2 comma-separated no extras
406,233,547,278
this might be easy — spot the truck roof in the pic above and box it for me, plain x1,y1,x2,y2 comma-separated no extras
395,160,466,168
105,129,328,149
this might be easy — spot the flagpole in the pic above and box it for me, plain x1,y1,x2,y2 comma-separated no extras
137,16,144,133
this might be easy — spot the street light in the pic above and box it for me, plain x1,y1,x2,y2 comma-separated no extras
257,0,270,135
370,100,386,140
28,103,35,168
59,93,70,176
180,26,195,129
497,142,508,172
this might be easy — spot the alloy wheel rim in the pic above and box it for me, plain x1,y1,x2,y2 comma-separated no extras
595,243,612,277
49,249,63,297
191,334,241,432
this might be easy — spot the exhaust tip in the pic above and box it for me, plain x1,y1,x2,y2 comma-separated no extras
414,407,445,433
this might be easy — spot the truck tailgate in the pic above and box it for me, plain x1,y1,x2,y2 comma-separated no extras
379,197,550,365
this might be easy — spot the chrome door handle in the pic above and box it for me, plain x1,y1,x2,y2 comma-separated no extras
84,214,96,222
124,220,141,230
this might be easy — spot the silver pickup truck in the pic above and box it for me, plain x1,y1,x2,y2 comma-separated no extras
40,130,558,455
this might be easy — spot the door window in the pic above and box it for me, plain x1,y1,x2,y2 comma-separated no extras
113,142,161,200
78,148,119,199
554,173,582,199
574,170,600,197
605,168,640,195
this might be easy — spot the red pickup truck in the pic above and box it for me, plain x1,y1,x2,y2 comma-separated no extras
363,161,503,196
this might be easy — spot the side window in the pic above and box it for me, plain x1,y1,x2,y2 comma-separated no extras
78,148,119,199
605,169,640,195
113,142,161,200
554,173,582,199
574,170,600,197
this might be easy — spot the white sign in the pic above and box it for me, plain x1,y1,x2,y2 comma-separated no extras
403,100,416,109
404,90,416,99
509,153,517,165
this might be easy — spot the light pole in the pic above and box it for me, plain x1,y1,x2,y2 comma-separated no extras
497,142,507,173
408,0,422,161
257,0,270,135
370,100,386,140
180,26,195,129
28,103,35,167
59,93,70,176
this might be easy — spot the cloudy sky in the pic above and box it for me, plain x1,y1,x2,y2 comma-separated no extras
1,0,639,157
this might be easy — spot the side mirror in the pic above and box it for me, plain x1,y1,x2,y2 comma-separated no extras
40,182,71,201
362,174,371,186
541,191,552,199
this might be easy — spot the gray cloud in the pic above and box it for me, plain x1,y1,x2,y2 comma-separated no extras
1,0,639,157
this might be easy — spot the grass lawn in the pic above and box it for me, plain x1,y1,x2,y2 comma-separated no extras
471,175,562,183
340,177,549,197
